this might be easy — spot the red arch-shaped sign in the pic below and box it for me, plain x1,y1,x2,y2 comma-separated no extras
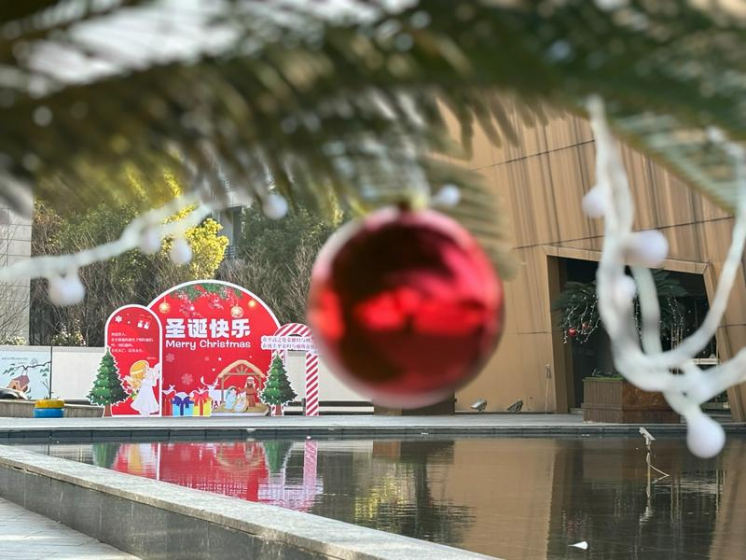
149,280,280,416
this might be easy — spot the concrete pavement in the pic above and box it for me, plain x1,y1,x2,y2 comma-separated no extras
0,497,138,560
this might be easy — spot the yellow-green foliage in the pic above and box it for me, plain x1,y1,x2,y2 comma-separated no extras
162,207,229,280
184,217,229,279
158,171,229,279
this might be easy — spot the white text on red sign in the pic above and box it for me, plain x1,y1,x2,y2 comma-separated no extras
165,318,250,339
260,336,317,353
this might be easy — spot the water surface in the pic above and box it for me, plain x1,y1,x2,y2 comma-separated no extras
21,436,746,559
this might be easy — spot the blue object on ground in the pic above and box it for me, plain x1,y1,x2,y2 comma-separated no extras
33,408,64,418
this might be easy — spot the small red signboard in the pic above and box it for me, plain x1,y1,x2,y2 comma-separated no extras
105,305,162,417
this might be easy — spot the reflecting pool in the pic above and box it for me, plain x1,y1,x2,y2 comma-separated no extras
20,436,746,559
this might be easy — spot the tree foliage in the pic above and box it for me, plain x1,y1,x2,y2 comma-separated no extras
163,206,229,281
50,321,86,346
218,204,341,324
31,199,229,346
1,1,745,305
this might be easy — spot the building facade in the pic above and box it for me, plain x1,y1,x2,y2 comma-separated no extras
451,105,746,421
0,206,31,341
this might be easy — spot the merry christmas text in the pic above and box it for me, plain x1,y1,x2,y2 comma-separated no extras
165,339,252,351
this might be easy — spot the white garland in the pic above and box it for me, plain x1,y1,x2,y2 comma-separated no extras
0,187,292,306
588,96,746,458
0,194,207,283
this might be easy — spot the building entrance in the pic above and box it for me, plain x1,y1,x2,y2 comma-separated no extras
553,258,717,410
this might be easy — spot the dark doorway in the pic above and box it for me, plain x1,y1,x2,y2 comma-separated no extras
554,258,715,409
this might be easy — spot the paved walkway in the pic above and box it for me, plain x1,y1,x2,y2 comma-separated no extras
0,497,138,560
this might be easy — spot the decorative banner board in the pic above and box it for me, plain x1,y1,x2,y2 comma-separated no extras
105,305,162,416
0,348,51,399
148,280,281,416
261,323,320,416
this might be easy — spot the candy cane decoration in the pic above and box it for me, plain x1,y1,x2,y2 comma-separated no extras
263,323,320,416
305,352,320,417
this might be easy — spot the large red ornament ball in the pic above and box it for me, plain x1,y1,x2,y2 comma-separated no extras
568,327,578,338
308,207,504,408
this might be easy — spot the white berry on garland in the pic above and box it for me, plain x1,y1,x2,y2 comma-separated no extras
582,186,607,218
169,236,193,265
626,230,669,268
48,270,86,306
432,184,461,208
262,193,288,219
686,413,726,459
139,227,162,255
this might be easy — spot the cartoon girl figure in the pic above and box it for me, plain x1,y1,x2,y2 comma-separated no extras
131,363,160,416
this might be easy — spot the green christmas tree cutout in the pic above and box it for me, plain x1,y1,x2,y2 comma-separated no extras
88,350,128,416
260,354,297,411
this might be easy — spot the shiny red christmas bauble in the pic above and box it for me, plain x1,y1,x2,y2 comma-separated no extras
308,207,504,408
568,327,578,338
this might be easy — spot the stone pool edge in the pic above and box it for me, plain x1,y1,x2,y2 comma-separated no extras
1,423,745,442
0,444,497,560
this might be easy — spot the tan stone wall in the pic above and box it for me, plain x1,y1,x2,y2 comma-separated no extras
452,104,746,419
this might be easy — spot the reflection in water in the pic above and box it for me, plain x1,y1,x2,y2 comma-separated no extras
105,439,320,511
547,439,724,560
21,436,746,559
352,441,473,545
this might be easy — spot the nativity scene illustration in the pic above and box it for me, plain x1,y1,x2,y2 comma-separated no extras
212,359,270,416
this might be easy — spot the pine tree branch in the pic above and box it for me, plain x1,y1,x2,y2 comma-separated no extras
1,0,745,275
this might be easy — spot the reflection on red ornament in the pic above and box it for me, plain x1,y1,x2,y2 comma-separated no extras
568,327,578,338
231,305,244,318
308,207,504,408
158,301,171,314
